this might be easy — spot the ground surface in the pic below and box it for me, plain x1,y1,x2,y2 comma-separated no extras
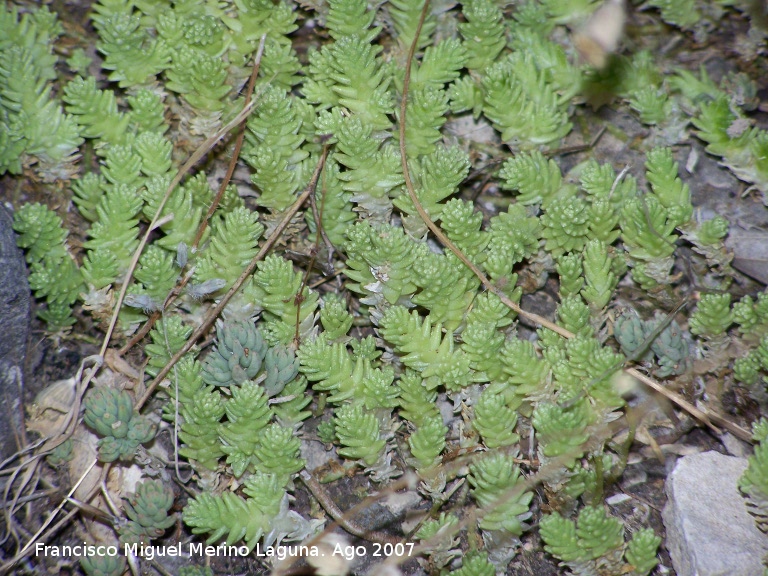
2,1,768,575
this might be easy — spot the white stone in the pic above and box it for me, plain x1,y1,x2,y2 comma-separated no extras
722,432,752,458
662,451,768,576
381,490,422,517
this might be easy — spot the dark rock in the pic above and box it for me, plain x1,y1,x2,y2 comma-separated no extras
0,203,30,463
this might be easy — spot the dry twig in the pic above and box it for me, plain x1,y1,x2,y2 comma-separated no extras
395,0,751,443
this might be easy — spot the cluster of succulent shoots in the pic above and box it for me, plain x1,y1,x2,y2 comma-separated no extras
118,480,177,546
83,387,156,462
5,0,768,574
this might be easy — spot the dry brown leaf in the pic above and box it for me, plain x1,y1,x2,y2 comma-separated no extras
105,349,140,381
68,427,101,502
26,378,76,438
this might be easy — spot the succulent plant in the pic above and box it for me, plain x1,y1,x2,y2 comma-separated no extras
123,479,176,533
80,554,127,576
334,403,386,466
202,319,267,387
262,345,299,397
540,505,659,576
740,419,768,533
469,452,533,538
7,0,759,571
83,387,156,462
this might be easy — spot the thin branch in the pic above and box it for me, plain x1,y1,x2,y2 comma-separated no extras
299,470,401,545
309,163,336,269
192,35,267,250
0,507,79,573
396,2,571,340
100,97,260,361
294,158,335,345
19,459,97,554
135,146,330,410
395,0,751,442
119,40,268,357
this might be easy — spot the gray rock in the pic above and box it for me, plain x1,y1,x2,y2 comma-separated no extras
662,451,768,576
0,203,29,463
726,228,768,285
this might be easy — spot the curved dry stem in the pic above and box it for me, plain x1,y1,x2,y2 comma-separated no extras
136,146,330,410
299,470,402,545
192,36,267,250
3,53,269,569
101,97,260,362
396,0,570,340
19,459,97,555
119,41,269,358
395,0,750,443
